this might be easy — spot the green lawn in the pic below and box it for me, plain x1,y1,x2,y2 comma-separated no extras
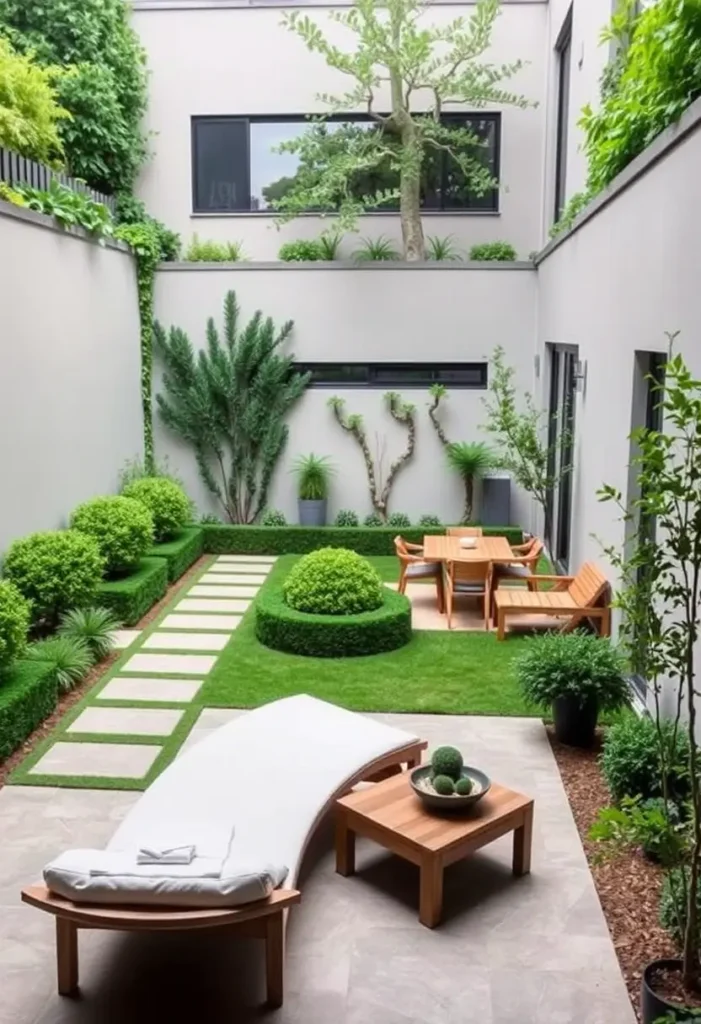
199,555,536,716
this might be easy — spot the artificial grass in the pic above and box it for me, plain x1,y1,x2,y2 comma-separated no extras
149,526,204,582
97,557,169,625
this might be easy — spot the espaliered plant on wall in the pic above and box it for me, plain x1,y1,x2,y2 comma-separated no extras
329,392,415,522
154,290,310,523
427,384,494,522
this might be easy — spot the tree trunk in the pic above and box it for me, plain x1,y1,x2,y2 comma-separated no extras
463,475,474,524
399,133,425,262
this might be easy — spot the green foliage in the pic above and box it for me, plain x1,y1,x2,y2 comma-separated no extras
590,795,688,868
0,36,68,164
0,659,57,761
0,180,25,205
0,0,149,195
418,514,442,527
660,867,701,947
284,547,384,615
316,230,342,260
71,496,154,576
293,453,334,500
601,716,690,804
15,179,113,237
255,581,412,657
427,235,462,261
114,193,180,262
468,241,517,261
516,631,629,711
278,239,324,261
118,453,190,505
96,557,168,626
445,441,495,522
149,527,204,582
154,291,309,523
199,513,221,525
335,509,359,527
185,235,247,262
122,477,190,542
433,774,455,795
387,512,411,528
26,634,92,692
4,529,104,628
0,580,30,674
261,509,288,527
455,777,473,796
431,745,464,780
353,235,399,261
58,605,120,662
549,189,594,239
364,513,384,528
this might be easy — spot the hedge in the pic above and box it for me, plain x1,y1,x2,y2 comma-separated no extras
255,584,412,658
204,524,523,556
96,557,168,626
0,659,57,762
149,526,203,582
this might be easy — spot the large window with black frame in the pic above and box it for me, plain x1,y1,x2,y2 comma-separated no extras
545,344,577,572
553,6,573,223
191,113,501,214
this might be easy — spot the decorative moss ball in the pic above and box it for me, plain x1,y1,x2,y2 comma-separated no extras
455,777,474,796
433,774,455,796
431,745,464,780
283,547,384,615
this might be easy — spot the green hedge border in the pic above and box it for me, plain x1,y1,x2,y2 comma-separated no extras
0,660,57,761
255,583,412,658
97,557,168,626
149,526,203,582
204,524,523,556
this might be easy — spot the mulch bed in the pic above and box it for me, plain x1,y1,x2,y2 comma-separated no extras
548,728,678,1021
0,554,211,791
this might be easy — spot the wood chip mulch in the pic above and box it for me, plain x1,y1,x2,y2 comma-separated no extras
548,727,678,1021
0,554,211,791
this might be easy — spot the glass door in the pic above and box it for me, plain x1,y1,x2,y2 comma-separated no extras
545,346,577,571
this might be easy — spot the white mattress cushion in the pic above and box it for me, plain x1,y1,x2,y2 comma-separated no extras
44,695,419,907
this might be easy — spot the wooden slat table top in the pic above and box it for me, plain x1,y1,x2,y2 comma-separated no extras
423,535,514,563
337,773,532,854
494,589,575,610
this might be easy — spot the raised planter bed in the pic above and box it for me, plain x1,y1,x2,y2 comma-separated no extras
0,660,57,761
96,557,168,626
149,526,204,582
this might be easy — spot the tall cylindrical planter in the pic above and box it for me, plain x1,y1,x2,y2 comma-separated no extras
641,959,691,1023
298,499,327,527
552,694,599,748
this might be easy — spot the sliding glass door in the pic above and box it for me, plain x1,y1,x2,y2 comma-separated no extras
545,346,577,571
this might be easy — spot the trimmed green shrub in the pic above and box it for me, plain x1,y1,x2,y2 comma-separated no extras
364,513,384,527
431,745,463,780
58,606,121,662
0,659,57,761
95,557,168,626
149,527,204,582
278,239,324,261
185,235,246,262
71,495,154,576
601,715,690,803
660,866,701,947
418,514,442,527
455,777,473,796
433,775,455,795
284,548,383,615
26,635,93,692
122,477,191,542
255,583,412,658
4,530,104,627
0,580,31,674
469,241,517,261
202,524,523,556
261,509,288,527
516,632,629,710
334,510,359,527
387,512,411,528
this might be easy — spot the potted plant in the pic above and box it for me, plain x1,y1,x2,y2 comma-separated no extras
515,630,629,747
292,454,334,526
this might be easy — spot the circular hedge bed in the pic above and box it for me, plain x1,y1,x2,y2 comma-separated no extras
255,584,412,658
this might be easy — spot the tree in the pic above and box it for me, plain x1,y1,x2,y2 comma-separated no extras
428,385,495,522
276,0,532,260
153,291,310,524
0,37,68,165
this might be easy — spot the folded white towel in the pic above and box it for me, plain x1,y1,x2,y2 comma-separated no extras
137,845,195,865
88,851,224,879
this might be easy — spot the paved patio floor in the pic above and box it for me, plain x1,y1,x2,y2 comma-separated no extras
0,712,635,1024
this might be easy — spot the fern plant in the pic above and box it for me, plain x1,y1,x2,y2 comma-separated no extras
58,606,121,661
27,635,93,693
445,441,495,523
154,291,310,524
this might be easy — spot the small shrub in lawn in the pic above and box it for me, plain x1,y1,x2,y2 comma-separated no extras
4,530,104,628
71,496,154,576
601,715,690,804
418,514,442,527
364,512,384,527
0,580,31,674
261,508,287,527
26,635,93,693
122,477,190,542
387,512,411,528
334,509,359,527
58,606,121,662
284,547,384,615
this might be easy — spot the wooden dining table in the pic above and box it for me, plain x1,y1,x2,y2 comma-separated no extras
422,534,514,565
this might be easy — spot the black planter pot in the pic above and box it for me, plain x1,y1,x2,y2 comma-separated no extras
641,958,694,1023
551,694,599,748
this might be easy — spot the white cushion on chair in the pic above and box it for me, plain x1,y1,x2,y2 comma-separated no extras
406,562,440,577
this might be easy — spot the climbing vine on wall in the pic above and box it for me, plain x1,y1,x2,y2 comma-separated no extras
328,391,416,522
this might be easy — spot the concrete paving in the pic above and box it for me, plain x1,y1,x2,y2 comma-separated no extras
96,677,203,703
66,707,184,737
1,712,636,1024
28,742,161,779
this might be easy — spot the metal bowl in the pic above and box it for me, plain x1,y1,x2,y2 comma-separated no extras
410,765,491,813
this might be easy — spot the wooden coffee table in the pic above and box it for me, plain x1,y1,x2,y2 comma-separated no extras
335,772,534,928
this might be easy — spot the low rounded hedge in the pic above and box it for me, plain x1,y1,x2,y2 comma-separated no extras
71,495,154,576
122,477,190,542
255,584,412,658
283,548,383,615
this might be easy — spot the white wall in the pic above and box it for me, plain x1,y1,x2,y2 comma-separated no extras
0,205,143,554
132,1,547,259
153,263,537,525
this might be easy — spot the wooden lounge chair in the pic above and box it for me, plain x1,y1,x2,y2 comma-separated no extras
446,526,484,537
22,695,426,1009
493,562,611,640
444,558,492,629
394,535,443,612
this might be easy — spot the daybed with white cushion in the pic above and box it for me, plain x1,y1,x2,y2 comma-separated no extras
22,694,425,1008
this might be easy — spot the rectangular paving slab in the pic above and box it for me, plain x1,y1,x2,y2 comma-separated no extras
176,598,250,614
199,573,267,585
189,584,259,598
207,563,270,575
160,613,242,631
28,741,161,778
216,555,276,563
141,632,230,652
109,629,142,650
97,677,203,703
67,706,184,736
121,652,217,676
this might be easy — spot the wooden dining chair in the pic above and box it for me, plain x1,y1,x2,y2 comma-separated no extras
443,559,492,629
446,527,484,538
394,536,444,613
495,538,544,589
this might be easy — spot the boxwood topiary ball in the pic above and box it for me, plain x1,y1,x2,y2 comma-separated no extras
431,745,464,780
122,477,190,542
433,774,455,796
71,496,154,576
283,547,384,615
455,777,473,796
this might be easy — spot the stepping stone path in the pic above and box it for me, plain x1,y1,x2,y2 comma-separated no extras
24,556,275,787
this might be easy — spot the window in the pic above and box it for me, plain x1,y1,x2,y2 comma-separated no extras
191,114,500,214
293,363,488,389
553,7,573,222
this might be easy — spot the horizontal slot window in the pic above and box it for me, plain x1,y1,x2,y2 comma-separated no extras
293,363,488,389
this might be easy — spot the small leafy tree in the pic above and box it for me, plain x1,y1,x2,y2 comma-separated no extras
154,291,309,524
428,385,494,522
276,0,532,260
0,37,68,164
598,344,701,995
